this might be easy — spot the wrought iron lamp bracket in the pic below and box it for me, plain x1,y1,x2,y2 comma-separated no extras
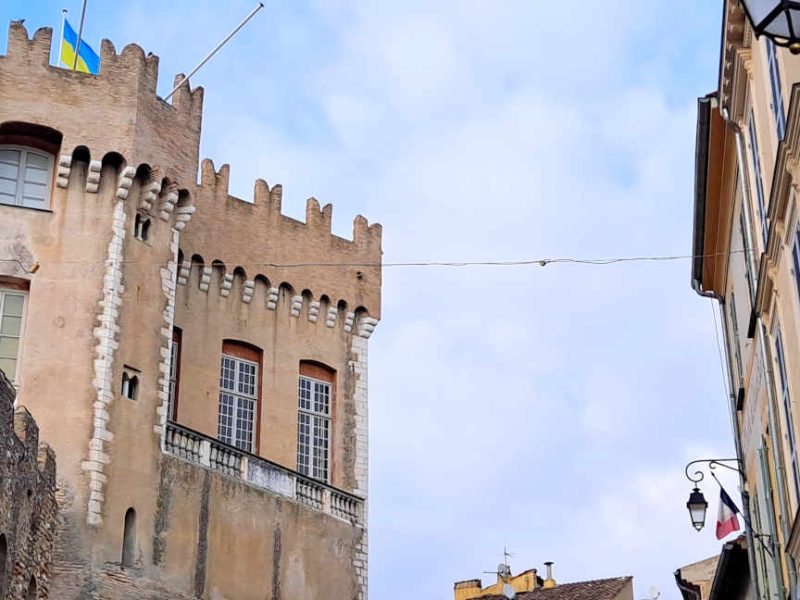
684,458,744,485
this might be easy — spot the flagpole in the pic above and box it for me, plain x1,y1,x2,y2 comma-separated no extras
164,1,265,101
58,9,67,68
72,0,88,70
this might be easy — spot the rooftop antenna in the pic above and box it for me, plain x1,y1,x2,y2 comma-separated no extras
165,1,266,101
648,586,661,600
483,547,515,600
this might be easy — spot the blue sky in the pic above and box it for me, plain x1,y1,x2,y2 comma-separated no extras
2,1,738,598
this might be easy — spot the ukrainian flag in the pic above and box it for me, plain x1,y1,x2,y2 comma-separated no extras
60,18,100,74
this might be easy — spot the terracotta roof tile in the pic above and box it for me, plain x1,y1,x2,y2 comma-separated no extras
481,576,632,600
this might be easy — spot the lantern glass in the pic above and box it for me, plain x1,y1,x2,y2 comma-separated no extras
686,488,708,532
741,0,800,51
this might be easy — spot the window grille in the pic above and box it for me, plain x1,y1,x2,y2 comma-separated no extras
297,375,331,482
0,147,53,209
218,354,258,452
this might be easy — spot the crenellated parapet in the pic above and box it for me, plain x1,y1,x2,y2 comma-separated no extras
179,159,382,323
47,142,198,236
0,21,203,184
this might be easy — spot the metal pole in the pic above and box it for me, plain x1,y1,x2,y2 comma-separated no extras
58,9,67,68
72,0,88,70
165,1,265,102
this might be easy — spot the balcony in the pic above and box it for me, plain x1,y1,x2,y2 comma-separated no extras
164,421,363,526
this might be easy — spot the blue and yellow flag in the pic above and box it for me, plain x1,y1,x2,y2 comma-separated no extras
60,18,100,74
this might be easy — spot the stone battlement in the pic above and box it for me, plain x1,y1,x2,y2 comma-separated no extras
0,21,203,184
179,159,382,318
0,369,57,599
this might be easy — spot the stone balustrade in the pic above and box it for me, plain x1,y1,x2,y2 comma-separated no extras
164,421,364,526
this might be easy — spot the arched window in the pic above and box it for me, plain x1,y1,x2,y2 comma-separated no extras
134,213,151,242
297,361,335,483
26,575,36,600
121,370,139,400
218,341,261,452
0,146,54,210
122,507,136,567
0,533,7,595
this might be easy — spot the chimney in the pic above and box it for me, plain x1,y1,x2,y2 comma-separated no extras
454,579,483,600
543,562,557,589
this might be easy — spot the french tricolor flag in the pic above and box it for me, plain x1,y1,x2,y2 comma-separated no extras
716,488,741,540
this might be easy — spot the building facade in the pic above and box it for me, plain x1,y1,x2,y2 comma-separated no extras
0,20,381,599
692,1,800,598
675,537,750,600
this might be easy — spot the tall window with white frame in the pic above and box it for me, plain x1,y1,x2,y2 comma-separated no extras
740,210,756,304
168,328,182,421
766,39,786,141
729,292,744,387
0,290,25,382
297,364,333,483
0,147,53,210
774,323,800,505
748,110,769,246
218,344,259,452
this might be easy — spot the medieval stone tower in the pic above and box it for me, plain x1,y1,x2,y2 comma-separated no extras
0,21,381,599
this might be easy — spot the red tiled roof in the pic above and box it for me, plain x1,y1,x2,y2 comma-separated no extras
480,577,633,600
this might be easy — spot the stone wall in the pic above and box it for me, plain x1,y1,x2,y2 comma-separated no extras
0,369,57,599
49,455,362,600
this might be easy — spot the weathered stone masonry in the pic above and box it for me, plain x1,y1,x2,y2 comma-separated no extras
0,369,58,599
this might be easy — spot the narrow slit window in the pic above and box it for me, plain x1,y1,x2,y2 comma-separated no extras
168,328,182,421
122,508,136,567
121,371,139,400
134,213,151,242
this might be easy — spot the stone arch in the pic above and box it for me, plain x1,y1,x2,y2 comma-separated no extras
337,299,348,318
190,254,205,289
212,260,227,293
71,145,90,164
101,151,125,173
0,120,62,155
177,188,192,208
301,289,314,320
100,152,126,197
279,282,295,313
319,294,331,322
253,274,270,308
232,266,247,299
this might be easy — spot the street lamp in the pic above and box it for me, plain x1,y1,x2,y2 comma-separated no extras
740,0,800,54
683,458,743,532
686,487,709,531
